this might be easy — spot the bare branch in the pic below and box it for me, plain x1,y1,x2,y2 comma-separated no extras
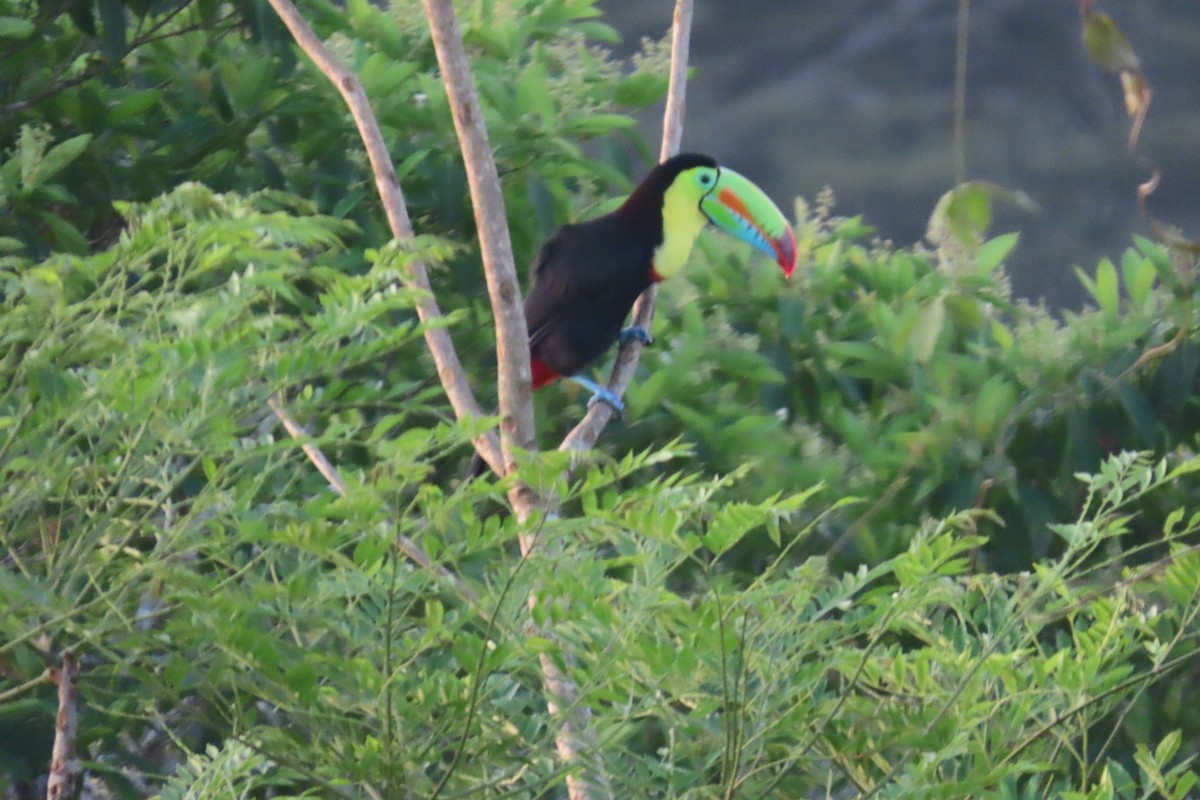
267,394,348,496
421,0,537,484
263,3,692,796
420,4,609,796
657,0,695,164
267,394,482,610
264,0,502,473
559,0,694,454
0,669,49,706
46,652,79,800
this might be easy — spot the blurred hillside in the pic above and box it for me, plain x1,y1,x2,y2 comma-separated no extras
599,0,1200,307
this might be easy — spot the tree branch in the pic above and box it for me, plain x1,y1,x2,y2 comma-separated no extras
419,4,609,797
264,0,502,473
559,0,694,454
421,0,537,488
263,2,694,796
266,394,482,610
46,651,79,800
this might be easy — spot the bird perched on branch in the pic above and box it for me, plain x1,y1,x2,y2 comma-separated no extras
526,152,796,408
470,152,796,477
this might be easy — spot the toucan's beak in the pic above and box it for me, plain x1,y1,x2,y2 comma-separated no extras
699,167,797,277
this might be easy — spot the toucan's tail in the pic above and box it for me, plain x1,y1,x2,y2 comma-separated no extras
465,450,489,480
531,357,559,389
466,362,554,481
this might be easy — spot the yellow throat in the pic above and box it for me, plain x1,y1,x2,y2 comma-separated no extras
652,176,708,280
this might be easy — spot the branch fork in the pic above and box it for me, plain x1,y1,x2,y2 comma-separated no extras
263,0,695,795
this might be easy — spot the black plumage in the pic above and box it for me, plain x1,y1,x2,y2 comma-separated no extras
465,154,718,479
524,153,716,386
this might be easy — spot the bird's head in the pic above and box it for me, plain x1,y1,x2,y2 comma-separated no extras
652,153,797,279
693,162,797,278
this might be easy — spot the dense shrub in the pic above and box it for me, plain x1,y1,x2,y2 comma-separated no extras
2,0,1199,796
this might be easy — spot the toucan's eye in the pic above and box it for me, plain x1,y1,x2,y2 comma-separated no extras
698,172,713,187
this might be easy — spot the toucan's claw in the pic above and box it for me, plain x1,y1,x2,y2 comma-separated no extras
619,326,654,346
586,388,625,417
569,376,625,417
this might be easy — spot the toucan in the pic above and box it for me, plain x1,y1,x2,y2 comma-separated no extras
525,152,797,410
469,153,796,476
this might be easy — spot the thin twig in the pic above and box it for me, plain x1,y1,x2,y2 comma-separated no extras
267,394,347,496
428,511,550,800
266,394,481,609
953,0,970,185
2,6,227,118
264,0,502,473
46,651,80,800
560,0,694,454
0,668,49,705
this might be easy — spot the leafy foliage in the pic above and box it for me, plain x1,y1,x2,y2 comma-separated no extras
0,0,664,274
1,181,1198,799
3,0,1200,797
607,192,1200,572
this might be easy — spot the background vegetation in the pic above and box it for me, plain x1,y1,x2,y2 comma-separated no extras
603,0,1200,308
2,0,1199,797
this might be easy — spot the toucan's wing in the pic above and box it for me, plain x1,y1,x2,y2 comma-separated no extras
524,216,653,351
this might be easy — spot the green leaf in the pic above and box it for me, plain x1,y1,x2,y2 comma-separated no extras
0,16,35,38
1163,507,1186,538
1154,729,1181,766
991,320,1014,351
230,57,274,111
109,90,162,124
1094,257,1119,315
1134,235,1184,295
927,183,992,248
34,210,89,254
824,341,908,380
974,232,1019,275
927,182,1036,252
973,374,1017,439
26,360,84,410
33,134,93,187
1165,455,1200,482
1120,249,1156,305
904,294,946,363
425,599,444,634
525,636,559,655
577,20,619,43
1173,773,1198,800
285,661,318,704
703,502,764,557
1116,383,1158,446
516,58,554,123
564,113,635,136
98,0,126,61
1082,12,1140,72
22,265,64,304
66,0,95,33
615,73,668,106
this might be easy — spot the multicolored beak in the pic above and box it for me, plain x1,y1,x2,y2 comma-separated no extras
699,166,797,277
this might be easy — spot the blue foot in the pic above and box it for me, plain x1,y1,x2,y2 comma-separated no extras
619,325,654,346
569,376,625,416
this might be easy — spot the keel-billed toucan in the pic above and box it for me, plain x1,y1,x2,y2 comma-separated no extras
524,152,797,412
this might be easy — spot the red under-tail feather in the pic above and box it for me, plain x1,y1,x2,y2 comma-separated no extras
466,357,558,480
531,357,559,389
